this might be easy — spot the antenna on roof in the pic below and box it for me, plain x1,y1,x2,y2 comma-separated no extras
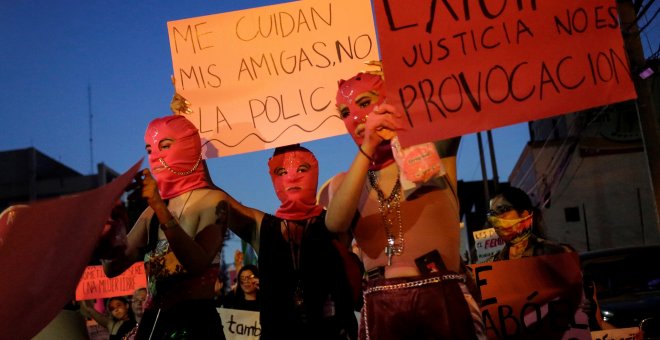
88,83,94,174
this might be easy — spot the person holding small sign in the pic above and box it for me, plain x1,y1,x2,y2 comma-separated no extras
325,71,485,339
80,296,136,340
485,186,587,338
99,115,227,339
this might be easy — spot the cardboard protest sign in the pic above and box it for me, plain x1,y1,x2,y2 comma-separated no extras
473,228,505,263
468,252,589,339
0,160,142,340
218,308,261,340
373,0,637,147
168,0,379,157
75,262,147,301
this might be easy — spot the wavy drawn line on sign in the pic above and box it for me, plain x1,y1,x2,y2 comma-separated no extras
202,115,343,148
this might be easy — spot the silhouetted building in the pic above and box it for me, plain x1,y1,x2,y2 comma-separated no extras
0,147,119,211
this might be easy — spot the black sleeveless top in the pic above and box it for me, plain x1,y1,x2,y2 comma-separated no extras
258,212,357,340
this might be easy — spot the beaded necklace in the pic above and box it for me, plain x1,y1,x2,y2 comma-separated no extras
367,170,404,266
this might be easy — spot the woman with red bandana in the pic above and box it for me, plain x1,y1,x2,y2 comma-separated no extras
229,144,358,340
325,72,485,339
100,115,229,339
487,186,571,261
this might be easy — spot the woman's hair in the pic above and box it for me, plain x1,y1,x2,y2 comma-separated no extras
235,264,260,301
494,186,547,237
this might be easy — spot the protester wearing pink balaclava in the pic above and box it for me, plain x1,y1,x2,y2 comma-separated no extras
326,71,486,339
143,115,209,199
268,145,323,221
225,144,359,340
335,73,395,171
99,114,227,339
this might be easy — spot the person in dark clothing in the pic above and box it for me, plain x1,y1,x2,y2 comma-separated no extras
226,145,358,340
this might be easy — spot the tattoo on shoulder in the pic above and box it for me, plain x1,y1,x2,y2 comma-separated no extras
215,201,229,225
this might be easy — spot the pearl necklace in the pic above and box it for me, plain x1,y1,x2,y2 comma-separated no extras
367,170,404,266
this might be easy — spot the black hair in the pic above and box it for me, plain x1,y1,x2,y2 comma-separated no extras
106,296,134,321
235,264,260,301
107,296,129,306
495,186,533,214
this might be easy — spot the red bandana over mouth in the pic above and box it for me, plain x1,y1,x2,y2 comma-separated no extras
336,72,394,170
144,115,210,199
267,145,323,220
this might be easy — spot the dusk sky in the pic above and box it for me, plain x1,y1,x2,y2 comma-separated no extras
2,1,657,262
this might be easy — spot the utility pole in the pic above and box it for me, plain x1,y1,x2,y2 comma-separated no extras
88,84,94,175
617,0,660,228
486,130,500,193
477,132,490,207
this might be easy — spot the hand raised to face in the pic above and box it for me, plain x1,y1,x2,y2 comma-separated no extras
362,103,403,149
138,168,163,207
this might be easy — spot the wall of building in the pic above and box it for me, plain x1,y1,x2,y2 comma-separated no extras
510,142,659,252
542,150,658,251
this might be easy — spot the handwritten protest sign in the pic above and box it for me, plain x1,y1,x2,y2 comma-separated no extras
218,308,261,340
473,228,505,263
468,252,590,339
75,262,147,301
373,0,637,147
168,0,379,157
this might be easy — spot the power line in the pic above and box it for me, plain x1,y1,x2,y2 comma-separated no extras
522,106,609,199
637,6,660,35
624,0,657,33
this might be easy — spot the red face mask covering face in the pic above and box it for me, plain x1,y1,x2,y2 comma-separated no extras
144,115,209,199
336,72,395,171
268,146,323,221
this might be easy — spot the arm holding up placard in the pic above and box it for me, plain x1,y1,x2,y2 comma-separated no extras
326,71,485,339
